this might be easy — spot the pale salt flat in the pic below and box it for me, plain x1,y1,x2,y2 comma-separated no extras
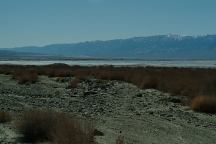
0,60,216,68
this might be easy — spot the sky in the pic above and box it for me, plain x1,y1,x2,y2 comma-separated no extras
0,0,216,48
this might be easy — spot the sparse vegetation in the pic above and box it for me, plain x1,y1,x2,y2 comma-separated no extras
1,64,216,113
191,96,216,114
0,111,11,123
116,132,124,144
68,78,81,89
16,109,95,144
12,69,38,84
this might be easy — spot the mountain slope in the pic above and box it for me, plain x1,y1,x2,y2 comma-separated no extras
2,35,216,59
0,50,36,57
0,50,53,60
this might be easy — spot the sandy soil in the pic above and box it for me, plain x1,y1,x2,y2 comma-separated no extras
0,74,215,144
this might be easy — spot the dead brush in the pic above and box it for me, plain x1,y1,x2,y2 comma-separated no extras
140,76,159,89
191,96,216,114
15,109,95,144
13,69,38,84
68,78,81,89
47,69,72,77
116,131,124,144
0,111,12,123
2,65,216,114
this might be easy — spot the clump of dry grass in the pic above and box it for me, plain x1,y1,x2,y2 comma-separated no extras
191,96,216,114
0,111,12,123
16,109,95,144
52,114,95,144
16,109,56,142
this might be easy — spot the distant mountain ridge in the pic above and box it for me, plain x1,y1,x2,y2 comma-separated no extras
1,34,216,60
0,50,56,60
0,50,38,58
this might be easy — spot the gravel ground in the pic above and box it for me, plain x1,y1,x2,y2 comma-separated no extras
0,74,215,144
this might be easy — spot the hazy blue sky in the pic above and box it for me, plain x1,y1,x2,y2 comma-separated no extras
1,0,216,47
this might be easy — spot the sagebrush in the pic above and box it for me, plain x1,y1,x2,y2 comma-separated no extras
16,109,95,144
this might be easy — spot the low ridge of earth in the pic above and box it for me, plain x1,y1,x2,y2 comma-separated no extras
0,74,215,144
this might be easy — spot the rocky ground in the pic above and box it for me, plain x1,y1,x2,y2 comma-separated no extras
0,74,216,144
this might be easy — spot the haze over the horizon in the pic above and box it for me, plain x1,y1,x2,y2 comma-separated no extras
1,0,216,48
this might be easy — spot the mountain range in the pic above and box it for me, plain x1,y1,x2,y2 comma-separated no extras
1,34,216,60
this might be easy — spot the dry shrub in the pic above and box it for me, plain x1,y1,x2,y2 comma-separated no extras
68,78,81,89
0,111,11,123
140,76,159,89
13,69,38,84
191,96,216,114
201,78,216,96
16,109,95,144
116,132,124,144
47,69,72,77
44,63,72,77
